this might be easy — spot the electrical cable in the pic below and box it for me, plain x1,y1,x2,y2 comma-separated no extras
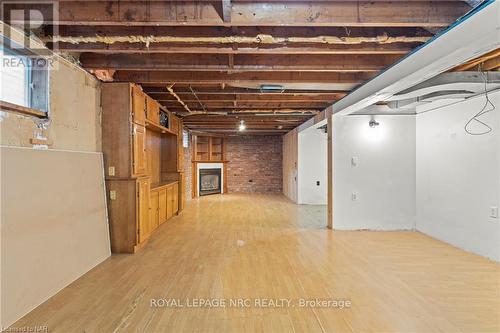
464,69,496,135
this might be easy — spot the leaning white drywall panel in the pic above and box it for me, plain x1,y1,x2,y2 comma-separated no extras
333,114,416,230
416,90,500,261
333,0,500,116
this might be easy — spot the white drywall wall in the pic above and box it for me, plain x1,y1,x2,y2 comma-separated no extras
298,127,328,205
333,114,416,230
416,90,500,261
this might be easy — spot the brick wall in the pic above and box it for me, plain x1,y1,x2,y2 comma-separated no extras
225,135,283,193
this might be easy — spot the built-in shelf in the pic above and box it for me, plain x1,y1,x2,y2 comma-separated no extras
193,135,226,162
145,119,176,135
150,180,179,190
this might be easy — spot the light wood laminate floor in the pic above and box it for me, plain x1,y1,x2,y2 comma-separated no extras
13,194,500,332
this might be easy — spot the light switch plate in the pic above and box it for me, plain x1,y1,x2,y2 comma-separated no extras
490,207,498,218
109,190,117,200
108,166,115,176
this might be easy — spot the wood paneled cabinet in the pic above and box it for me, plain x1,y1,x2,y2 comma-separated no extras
102,82,186,254
150,182,179,227
102,83,148,178
106,177,150,253
146,97,160,124
132,124,147,176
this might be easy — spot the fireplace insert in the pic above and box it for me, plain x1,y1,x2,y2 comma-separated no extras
199,168,222,196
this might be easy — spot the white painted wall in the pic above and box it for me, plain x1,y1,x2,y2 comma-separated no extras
416,91,500,262
298,127,328,205
333,114,416,230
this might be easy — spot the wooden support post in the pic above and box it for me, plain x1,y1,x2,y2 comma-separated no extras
327,115,333,229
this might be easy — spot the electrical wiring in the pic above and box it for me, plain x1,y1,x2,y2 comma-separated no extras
464,70,496,135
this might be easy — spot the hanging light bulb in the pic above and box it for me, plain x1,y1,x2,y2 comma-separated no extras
238,120,246,131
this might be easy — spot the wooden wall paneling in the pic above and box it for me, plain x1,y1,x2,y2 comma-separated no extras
131,84,146,126
192,161,197,198
158,188,167,224
169,113,179,133
132,123,147,176
150,189,160,231
327,116,333,229
223,163,228,194
137,177,150,246
146,130,162,184
101,83,133,179
177,120,184,171
282,128,298,202
178,172,186,211
161,134,179,174
146,97,160,124
105,179,137,253
167,185,174,219
173,184,179,215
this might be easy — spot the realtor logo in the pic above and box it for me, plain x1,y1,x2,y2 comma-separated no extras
1,0,58,54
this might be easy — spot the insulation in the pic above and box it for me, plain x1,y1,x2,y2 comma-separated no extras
48,33,429,46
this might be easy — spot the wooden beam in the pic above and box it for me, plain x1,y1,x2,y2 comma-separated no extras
79,53,400,72
43,1,469,27
162,101,330,108
114,71,375,85
151,94,345,102
451,48,500,71
54,42,420,55
144,87,348,95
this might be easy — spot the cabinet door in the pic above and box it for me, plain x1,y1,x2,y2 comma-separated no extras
173,184,179,214
146,97,160,125
150,190,159,231
137,178,150,244
158,188,167,225
131,85,146,126
166,185,174,220
132,124,147,176
170,115,179,134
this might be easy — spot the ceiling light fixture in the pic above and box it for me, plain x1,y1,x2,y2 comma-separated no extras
238,120,246,131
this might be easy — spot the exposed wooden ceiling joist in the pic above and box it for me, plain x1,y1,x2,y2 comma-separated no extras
149,93,345,101
451,48,500,71
79,53,401,72
18,0,471,134
114,71,375,85
45,1,469,27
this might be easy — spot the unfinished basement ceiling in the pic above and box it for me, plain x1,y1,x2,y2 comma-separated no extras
28,0,474,134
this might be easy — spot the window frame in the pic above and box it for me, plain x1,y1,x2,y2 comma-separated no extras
0,38,50,118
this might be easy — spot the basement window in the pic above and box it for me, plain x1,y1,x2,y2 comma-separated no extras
0,43,49,118
183,130,189,148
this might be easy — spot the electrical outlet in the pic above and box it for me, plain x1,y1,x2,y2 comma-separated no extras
109,190,117,200
351,156,358,168
316,181,320,186
351,192,358,201
108,166,115,176
490,206,498,218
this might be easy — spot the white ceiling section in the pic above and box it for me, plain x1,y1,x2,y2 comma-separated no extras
331,0,500,116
